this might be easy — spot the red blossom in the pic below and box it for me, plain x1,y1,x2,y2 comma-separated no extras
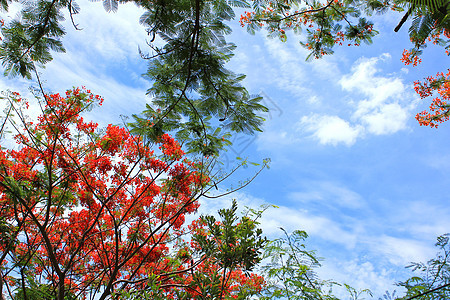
0,88,263,299
414,70,450,128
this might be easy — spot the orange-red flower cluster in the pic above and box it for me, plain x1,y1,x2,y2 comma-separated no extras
401,49,422,66
415,70,450,128
0,88,262,298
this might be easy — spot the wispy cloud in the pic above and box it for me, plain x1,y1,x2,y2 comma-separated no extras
319,258,403,298
371,235,436,266
262,37,311,98
62,0,149,62
289,181,366,209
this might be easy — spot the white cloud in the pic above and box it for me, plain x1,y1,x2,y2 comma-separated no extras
259,205,359,248
0,0,151,127
293,54,416,146
393,201,450,239
319,258,402,299
307,94,321,104
256,130,300,152
262,37,312,98
372,235,435,266
362,103,409,135
289,181,365,209
299,114,362,146
62,0,149,62
341,55,414,136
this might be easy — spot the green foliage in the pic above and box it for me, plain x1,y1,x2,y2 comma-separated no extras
243,0,450,63
342,284,373,300
114,200,267,300
14,283,54,300
390,0,449,57
259,228,339,300
132,0,268,155
14,282,78,300
0,0,269,157
0,0,66,78
397,234,450,299
244,0,380,60
402,0,449,14
258,228,373,300
194,199,267,273
406,0,450,50
188,200,267,299
0,216,18,251
379,290,399,300
12,264,77,300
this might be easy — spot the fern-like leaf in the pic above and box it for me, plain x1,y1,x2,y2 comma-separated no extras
404,0,448,13
227,0,251,8
103,0,118,13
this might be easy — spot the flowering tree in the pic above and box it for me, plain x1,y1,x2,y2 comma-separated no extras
0,87,266,300
1,0,449,132
414,70,450,128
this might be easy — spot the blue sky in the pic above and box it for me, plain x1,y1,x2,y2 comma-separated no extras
1,1,449,298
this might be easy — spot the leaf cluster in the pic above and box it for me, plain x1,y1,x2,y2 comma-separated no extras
194,199,267,273
259,228,340,300
132,0,268,156
0,0,67,78
0,0,270,157
406,0,450,55
243,0,450,63
397,234,450,300
243,0,380,60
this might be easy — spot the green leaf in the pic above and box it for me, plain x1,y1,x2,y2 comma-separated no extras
103,0,118,12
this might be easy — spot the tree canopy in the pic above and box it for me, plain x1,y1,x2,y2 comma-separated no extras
0,88,267,299
1,0,449,133
1,0,450,299
0,0,269,157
